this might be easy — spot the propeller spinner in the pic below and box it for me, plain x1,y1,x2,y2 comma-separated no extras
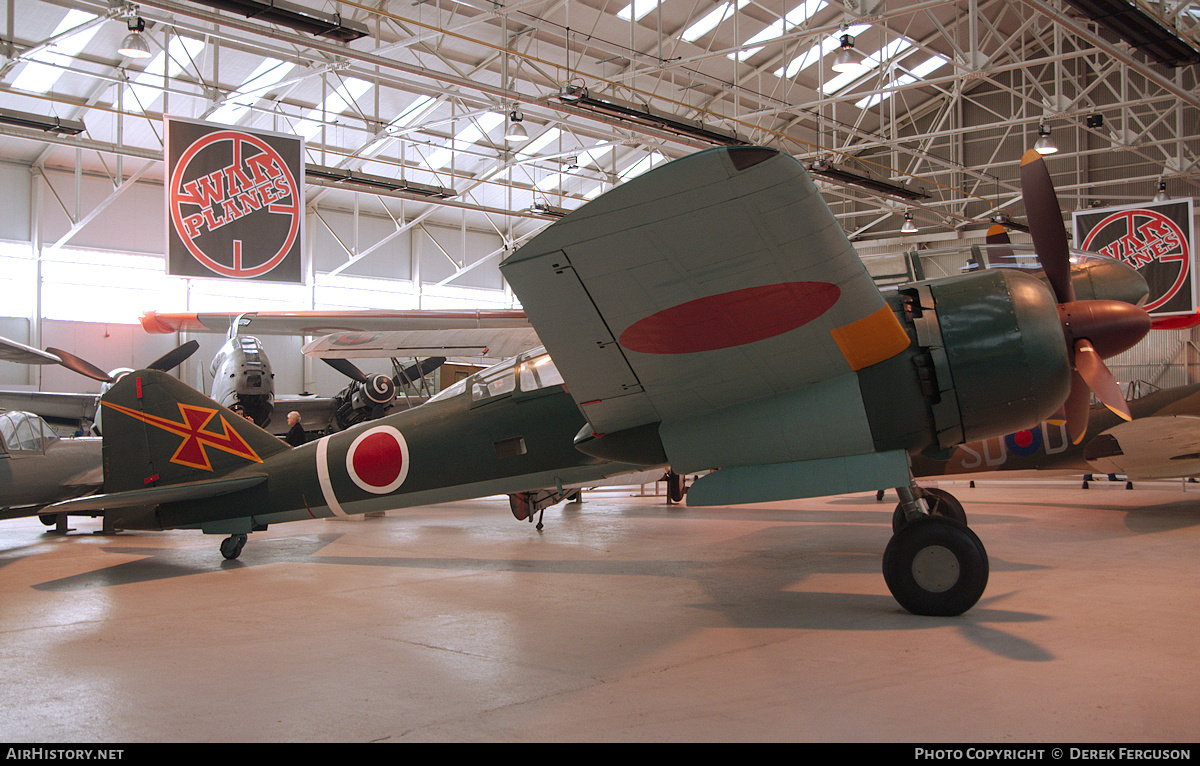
1017,149,1151,444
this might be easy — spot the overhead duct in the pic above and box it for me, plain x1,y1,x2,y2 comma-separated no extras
185,0,369,42
305,165,455,198
808,159,930,201
1061,0,1200,67
556,89,748,147
0,107,86,135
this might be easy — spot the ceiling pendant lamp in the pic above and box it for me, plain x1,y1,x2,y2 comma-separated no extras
831,33,865,74
118,16,152,60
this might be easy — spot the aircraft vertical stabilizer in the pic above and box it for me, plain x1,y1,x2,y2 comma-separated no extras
98,369,289,493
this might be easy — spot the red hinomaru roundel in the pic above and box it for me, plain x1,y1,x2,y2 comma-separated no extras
345,425,410,494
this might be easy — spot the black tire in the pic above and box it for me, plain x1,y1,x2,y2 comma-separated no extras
666,471,686,503
882,516,989,616
220,534,247,560
892,487,968,533
38,513,59,527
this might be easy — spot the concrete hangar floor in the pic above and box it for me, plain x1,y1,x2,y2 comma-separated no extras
0,478,1197,743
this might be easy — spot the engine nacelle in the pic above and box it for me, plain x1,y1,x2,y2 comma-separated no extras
904,268,1071,449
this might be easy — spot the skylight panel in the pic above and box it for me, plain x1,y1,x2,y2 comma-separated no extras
774,24,870,80
119,36,206,113
681,0,750,43
11,10,101,94
480,127,562,182
821,37,915,94
208,58,296,125
854,55,948,110
423,112,505,170
728,0,826,61
360,95,438,157
617,0,660,22
294,77,373,140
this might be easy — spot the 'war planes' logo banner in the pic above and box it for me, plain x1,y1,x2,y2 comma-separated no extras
165,117,303,282
1073,199,1196,316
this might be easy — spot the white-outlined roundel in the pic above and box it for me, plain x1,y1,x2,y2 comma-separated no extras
345,425,410,494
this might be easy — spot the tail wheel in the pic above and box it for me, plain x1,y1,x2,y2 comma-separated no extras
892,487,967,533
883,516,988,616
666,471,686,503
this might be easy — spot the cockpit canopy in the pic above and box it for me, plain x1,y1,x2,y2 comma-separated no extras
0,411,58,455
428,347,564,405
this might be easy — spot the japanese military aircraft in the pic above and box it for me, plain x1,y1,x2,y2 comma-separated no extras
0,408,101,527
42,146,1152,617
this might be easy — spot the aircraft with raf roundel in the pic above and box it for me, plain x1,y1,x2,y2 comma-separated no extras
43,146,1152,617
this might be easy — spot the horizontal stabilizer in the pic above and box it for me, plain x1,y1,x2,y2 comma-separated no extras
1084,416,1200,480
45,474,266,513
686,450,911,506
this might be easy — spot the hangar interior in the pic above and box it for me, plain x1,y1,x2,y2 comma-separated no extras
1,0,1200,744
0,0,1197,395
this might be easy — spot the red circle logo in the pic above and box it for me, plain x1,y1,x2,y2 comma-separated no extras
345,425,410,494
1081,208,1190,313
169,129,301,279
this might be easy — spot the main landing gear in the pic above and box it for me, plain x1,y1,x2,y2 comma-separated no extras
882,484,988,616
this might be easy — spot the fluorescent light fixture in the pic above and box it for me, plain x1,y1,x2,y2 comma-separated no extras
1060,0,1200,68
305,165,455,198
556,92,747,146
0,107,85,135
185,0,369,43
808,159,930,200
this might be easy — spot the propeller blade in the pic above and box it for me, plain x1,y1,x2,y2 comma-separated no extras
44,347,112,383
1074,339,1133,422
1064,372,1093,446
148,340,200,372
397,356,446,385
322,356,369,384
985,223,1018,267
1019,149,1075,304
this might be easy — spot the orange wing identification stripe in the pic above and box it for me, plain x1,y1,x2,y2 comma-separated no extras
830,305,911,371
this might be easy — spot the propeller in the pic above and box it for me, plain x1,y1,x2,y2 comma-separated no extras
1017,149,1151,444
44,340,200,383
321,357,397,407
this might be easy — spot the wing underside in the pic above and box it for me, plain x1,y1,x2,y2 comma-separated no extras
501,146,910,479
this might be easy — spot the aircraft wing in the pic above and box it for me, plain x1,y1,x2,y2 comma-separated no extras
500,146,912,491
1085,416,1200,479
141,309,532,336
300,328,540,361
0,391,98,427
0,336,61,366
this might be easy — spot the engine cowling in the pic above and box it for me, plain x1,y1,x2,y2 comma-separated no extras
904,268,1072,448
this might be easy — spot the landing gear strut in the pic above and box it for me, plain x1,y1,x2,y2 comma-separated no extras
220,534,247,560
883,484,988,616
